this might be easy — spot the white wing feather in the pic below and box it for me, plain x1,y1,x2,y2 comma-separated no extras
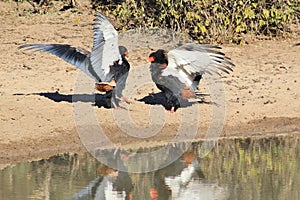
91,13,121,82
161,66,193,86
168,44,234,81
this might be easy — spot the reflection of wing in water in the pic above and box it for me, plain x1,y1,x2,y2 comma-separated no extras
165,160,200,187
169,179,229,200
66,177,101,200
164,159,229,199
94,176,127,200
67,174,130,200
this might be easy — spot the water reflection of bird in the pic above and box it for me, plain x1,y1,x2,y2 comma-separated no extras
19,12,130,109
147,45,234,112
150,151,228,200
67,164,133,200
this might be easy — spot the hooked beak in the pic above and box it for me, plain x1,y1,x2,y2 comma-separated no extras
124,51,129,57
147,56,155,63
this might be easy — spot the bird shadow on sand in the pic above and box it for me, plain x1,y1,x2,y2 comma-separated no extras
138,92,214,111
14,92,215,110
13,91,111,108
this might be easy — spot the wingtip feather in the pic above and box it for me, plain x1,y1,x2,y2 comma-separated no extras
18,44,43,52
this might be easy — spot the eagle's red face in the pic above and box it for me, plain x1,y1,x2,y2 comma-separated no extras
147,56,155,63
124,51,129,57
148,49,168,68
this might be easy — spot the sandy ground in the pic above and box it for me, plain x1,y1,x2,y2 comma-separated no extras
0,1,300,165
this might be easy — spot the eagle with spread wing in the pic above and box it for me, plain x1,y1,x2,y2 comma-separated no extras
19,12,130,108
148,44,234,112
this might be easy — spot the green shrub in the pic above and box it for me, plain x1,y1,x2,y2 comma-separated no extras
94,0,300,44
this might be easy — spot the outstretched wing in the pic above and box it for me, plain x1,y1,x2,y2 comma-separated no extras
91,12,121,82
19,44,101,81
167,44,234,81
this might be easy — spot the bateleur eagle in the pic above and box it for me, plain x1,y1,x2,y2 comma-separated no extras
19,12,130,108
147,44,234,112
